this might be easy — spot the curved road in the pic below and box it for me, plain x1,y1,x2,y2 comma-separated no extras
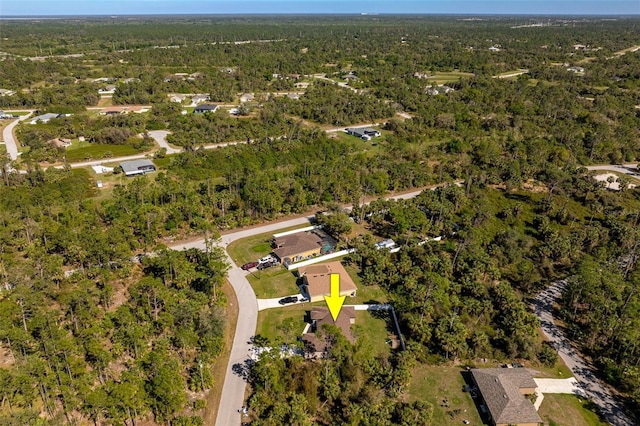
169,187,428,425
534,281,634,426
171,215,315,426
2,112,33,161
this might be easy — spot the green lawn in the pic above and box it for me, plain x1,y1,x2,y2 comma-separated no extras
343,264,388,304
538,394,607,426
65,144,146,162
255,303,310,344
256,303,395,354
407,364,482,425
352,310,392,356
247,267,300,299
426,71,475,84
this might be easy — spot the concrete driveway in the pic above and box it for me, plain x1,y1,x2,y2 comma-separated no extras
257,294,305,311
534,377,585,396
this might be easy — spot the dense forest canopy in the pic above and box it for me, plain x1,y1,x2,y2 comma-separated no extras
0,15,639,425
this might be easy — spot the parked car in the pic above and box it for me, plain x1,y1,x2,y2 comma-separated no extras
257,260,278,270
258,255,276,264
278,296,298,305
241,261,259,270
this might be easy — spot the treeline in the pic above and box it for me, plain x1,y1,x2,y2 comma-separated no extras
248,331,430,425
0,167,230,424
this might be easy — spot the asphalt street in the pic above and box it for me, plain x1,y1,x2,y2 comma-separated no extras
534,281,634,426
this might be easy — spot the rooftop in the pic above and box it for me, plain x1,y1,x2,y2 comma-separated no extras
471,368,541,426
273,230,329,260
298,261,357,299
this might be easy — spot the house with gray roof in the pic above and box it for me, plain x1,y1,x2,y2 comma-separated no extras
120,159,156,177
29,113,61,124
470,368,542,426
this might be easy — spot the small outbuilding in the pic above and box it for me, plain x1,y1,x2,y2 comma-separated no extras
120,159,156,177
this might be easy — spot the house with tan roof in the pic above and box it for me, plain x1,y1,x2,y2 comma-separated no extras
301,306,356,358
470,368,542,426
297,261,357,303
272,230,334,264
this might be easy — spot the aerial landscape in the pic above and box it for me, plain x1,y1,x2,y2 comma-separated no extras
0,1,639,425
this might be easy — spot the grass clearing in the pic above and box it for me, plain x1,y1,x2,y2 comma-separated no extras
352,310,392,356
65,144,147,162
426,71,475,84
538,393,607,426
247,266,299,299
407,364,482,425
255,302,312,344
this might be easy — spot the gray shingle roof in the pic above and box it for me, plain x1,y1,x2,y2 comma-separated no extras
471,368,542,425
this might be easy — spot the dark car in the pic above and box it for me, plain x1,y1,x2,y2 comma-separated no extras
278,296,298,305
257,260,278,270
241,261,259,271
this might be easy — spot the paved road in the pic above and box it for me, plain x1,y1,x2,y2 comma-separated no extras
534,281,635,426
585,163,639,176
146,130,181,154
168,186,434,425
2,113,33,160
170,215,315,426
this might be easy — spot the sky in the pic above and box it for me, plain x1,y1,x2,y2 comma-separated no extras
1,1,638,16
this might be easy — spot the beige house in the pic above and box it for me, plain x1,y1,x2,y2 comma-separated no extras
470,368,541,426
297,261,357,303
272,230,333,264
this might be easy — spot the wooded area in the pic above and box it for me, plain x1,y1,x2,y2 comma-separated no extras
0,15,639,425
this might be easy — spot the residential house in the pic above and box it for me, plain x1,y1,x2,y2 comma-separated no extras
48,138,72,148
194,104,218,114
470,368,542,426
301,306,356,358
98,84,117,95
29,113,60,124
191,94,209,105
375,239,396,250
0,89,16,96
297,261,357,303
413,72,430,79
272,230,333,264
120,159,156,177
489,46,502,52
346,127,381,140
239,93,254,103
294,82,309,89
567,66,585,73
168,94,188,103
427,85,454,95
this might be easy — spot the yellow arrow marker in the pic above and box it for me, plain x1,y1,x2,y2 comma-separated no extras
324,273,346,321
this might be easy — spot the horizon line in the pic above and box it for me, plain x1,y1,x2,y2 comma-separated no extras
2,12,639,18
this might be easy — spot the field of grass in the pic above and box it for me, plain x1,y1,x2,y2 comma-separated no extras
247,266,300,299
426,71,475,84
65,143,146,162
255,303,311,344
352,310,392,356
407,364,482,425
538,394,607,426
